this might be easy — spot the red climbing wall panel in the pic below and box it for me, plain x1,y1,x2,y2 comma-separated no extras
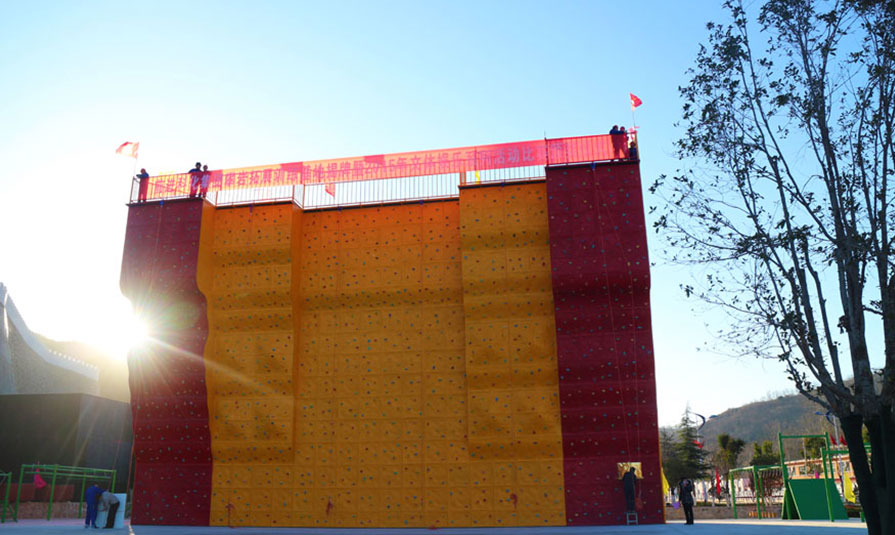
120,200,212,525
545,163,662,525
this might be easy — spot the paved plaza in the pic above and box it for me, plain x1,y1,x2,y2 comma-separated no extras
0,518,869,535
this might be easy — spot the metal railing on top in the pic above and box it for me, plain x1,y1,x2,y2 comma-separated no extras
128,132,638,209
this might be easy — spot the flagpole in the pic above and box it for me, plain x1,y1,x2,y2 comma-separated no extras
117,142,141,202
629,93,641,130
131,156,139,203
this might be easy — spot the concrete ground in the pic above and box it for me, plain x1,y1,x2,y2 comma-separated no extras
0,518,869,535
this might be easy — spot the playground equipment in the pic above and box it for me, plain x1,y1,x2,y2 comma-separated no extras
729,464,784,519
778,434,847,521
823,446,855,501
0,471,11,523
11,464,115,522
729,432,858,522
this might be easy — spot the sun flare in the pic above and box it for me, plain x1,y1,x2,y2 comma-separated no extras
85,300,151,361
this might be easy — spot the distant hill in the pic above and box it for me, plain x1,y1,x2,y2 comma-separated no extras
695,374,884,459
698,393,828,448
35,335,130,403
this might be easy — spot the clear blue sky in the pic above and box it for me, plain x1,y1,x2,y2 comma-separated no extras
0,0,801,426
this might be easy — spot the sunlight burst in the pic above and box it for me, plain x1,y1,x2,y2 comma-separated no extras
90,305,150,360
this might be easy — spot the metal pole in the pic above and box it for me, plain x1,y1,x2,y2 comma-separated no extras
832,417,845,498
730,471,737,519
47,465,59,521
78,476,86,518
131,157,139,201
753,466,763,520
778,433,791,519
1,472,10,523
778,433,788,483
14,465,24,522
822,435,834,522
824,447,835,496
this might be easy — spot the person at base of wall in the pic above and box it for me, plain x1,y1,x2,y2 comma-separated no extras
98,490,120,529
622,467,637,512
135,168,150,202
679,477,695,525
83,483,102,529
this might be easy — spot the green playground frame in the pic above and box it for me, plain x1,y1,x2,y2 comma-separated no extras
728,463,782,519
9,464,116,522
820,443,869,522
778,433,837,522
729,432,859,522
0,471,11,523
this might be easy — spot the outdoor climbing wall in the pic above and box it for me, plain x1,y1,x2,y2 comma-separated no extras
295,202,468,527
120,200,212,525
545,163,662,524
123,163,660,527
195,203,297,527
458,183,566,526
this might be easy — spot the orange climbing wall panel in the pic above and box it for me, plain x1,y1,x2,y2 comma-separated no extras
458,183,566,526
197,203,298,527
195,197,567,527
295,202,467,528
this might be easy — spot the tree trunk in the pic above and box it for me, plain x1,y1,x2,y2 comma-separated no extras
842,409,894,535
867,405,894,535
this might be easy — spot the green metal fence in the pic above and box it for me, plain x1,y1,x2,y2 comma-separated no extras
12,464,116,522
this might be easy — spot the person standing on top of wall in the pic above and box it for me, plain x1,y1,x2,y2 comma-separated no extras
83,483,102,529
135,168,150,202
679,477,695,525
200,164,211,198
188,162,202,198
609,125,626,160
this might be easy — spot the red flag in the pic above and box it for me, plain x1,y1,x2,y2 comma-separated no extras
830,435,838,446
630,93,643,111
34,470,47,489
715,469,722,496
325,183,335,198
116,141,139,159
839,435,847,446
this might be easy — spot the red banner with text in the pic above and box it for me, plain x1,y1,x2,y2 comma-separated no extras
141,133,632,201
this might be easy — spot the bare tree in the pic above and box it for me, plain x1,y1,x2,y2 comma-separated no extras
652,1,894,533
